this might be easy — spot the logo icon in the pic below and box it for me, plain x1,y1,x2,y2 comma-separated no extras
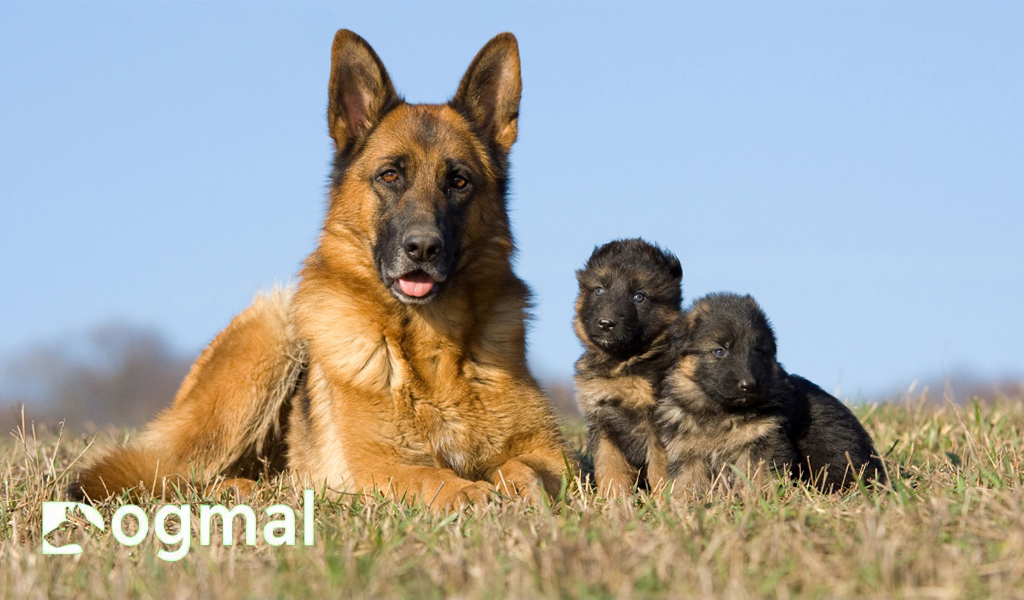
42,502,105,555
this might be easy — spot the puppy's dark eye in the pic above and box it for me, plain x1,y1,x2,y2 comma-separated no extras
632,292,646,303
379,169,399,184
594,287,606,296
712,348,727,358
451,175,469,190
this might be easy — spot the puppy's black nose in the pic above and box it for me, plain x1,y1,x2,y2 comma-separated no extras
403,231,443,263
739,380,757,394
598,318,615,331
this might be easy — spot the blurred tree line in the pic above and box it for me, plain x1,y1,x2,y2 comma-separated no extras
0,323,192,434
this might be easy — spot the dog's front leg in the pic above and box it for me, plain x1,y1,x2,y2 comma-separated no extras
669,458,713,501
645,436,670,492
593,429,639,497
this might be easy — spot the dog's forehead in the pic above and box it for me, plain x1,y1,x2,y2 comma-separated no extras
635,267,676,290
361,105,492,171
584,265,631,290
713,319,770,351
694,313,749,348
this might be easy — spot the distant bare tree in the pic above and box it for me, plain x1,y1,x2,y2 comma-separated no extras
542,378,581,419
0,323,192,432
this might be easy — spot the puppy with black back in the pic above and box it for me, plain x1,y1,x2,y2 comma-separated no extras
656,292,886,497
573,239,682,495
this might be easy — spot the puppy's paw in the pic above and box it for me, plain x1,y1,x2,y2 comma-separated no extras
597,479,635,499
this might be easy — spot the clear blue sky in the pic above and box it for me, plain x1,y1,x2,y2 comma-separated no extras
2,2,1022,400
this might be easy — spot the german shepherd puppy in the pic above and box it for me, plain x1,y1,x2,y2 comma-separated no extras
656,293,885,496
71,30,572,511
573,239,682,495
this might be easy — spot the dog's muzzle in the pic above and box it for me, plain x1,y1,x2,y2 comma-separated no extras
379,227,454,305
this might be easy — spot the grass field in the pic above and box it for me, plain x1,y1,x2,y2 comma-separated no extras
3,391,1024,599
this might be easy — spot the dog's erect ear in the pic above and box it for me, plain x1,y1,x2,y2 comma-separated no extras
670,312,696,353
667,255,683,284
451,33,522,155
327,29,400,153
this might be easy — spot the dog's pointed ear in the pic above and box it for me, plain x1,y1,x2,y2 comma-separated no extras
667,255,683,284
670,312,696,353
451,32,522,155
327,29,400,153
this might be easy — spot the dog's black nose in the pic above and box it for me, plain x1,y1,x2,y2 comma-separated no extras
739,380,756,394
403,231,443,263
598,318,615,331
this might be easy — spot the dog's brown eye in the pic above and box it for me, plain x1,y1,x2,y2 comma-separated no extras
380,169,399,184
712,348,727,358
452,175,468,189
632,292,645,303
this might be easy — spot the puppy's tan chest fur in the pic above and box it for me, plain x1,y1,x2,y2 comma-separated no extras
657,373,785,495
659,402,778,467
575,374,656,414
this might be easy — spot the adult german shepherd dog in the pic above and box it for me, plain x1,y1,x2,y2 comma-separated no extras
71,30,571,510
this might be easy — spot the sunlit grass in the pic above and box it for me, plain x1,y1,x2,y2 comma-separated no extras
3,391,1024,599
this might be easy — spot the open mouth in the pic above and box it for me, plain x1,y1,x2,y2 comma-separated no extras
390,270,440,303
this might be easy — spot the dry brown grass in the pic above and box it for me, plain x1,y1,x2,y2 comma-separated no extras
3,391,1024,599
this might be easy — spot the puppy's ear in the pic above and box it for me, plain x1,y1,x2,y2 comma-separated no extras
669,311,697,353
667,255,683,283
763,318,779,359
451,33,522,154
575,268,587,286
327,29,400,153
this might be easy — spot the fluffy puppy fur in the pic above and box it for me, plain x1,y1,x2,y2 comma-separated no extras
573,239,682,495
656,293,886,497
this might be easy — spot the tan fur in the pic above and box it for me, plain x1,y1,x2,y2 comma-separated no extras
575,375,656,414
73,30,571,511
646,437,670,490
593,430,637,495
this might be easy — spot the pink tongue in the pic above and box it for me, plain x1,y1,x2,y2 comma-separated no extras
397,272,435,297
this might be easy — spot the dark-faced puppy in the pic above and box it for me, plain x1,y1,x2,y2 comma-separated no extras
655,293,797,497
573,238,682,495
656,293,885,497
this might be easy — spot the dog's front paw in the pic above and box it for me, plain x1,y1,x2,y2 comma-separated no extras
207,477,258,501
444,480,495,511
492,463,546,506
